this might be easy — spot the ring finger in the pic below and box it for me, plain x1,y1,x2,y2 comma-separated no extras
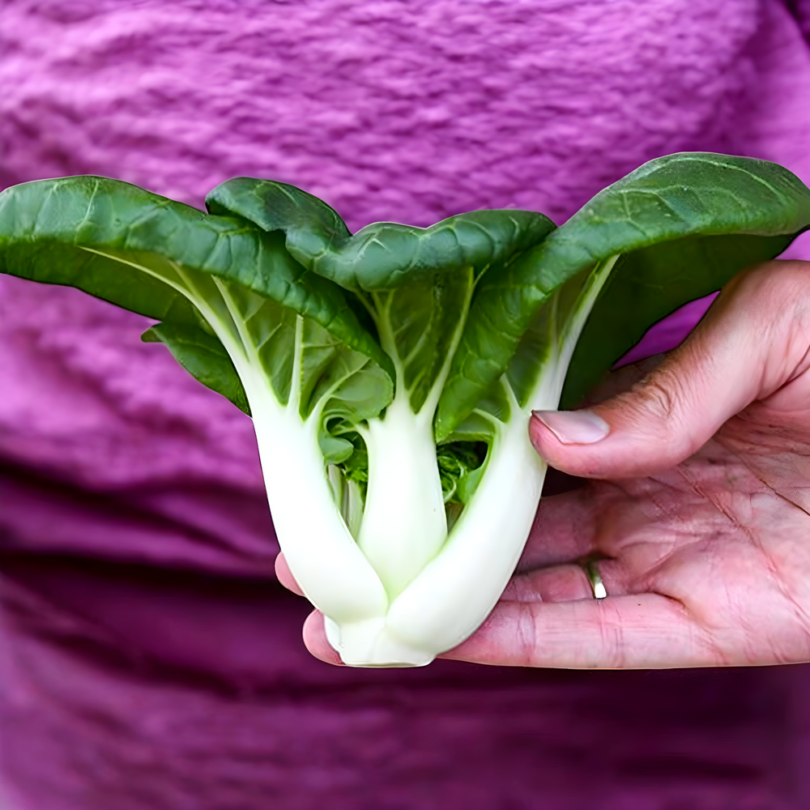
503,557,628,603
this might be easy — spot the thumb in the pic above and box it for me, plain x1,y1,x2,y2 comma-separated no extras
529,261,807,479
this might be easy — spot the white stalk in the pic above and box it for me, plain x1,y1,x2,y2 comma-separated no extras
383,418,548,660
353,275,472,603
544,254,618,394
357,394,447,600
248,383,389,626
193,291,389,633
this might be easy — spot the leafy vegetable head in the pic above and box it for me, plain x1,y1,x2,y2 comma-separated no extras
2,153,808,666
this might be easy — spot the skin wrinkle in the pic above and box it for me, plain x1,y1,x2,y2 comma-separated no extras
516,602,539,668
597,599,626,669
714,435,810,657
746,537,810,666
674,441,803,658
751,266,810,395
680,417,810,663
784,334,810,386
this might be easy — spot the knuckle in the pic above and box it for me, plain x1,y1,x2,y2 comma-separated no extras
628,364,689,426
638,377,678,420
604,362,698,464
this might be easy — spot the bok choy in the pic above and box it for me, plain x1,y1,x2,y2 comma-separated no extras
1,153,809,666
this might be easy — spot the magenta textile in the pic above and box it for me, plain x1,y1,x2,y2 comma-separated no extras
1,1,810,808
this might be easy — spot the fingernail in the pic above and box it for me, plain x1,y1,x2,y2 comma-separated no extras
531,409,610,445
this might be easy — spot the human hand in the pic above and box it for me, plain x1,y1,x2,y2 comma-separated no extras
446,258,810,668
280,259,810,669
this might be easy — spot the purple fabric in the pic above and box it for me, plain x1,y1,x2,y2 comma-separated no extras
2,1,810,807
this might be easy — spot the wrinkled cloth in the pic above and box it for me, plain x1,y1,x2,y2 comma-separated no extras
1,1,810,807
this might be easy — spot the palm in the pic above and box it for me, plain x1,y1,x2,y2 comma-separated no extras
446,386,810,669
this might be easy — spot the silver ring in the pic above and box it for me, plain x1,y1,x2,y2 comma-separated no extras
583,560,607,599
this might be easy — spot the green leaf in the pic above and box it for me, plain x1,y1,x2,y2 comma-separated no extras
338,433,370,486
505,269,593,406
207,177,555,292
0,176,394,389
560,233,796,408
307,326,395,425
319,434,356,466
206,176,352,261
188,279,393,422
0,177,201,326
142,323,251,415
436,153,810,439
370,268,475,413
437,442,486,504
208,178,555,416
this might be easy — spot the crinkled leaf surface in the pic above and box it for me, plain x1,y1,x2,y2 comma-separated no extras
435,153,810,439
207,177,555,292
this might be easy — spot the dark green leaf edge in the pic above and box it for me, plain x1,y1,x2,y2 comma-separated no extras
143,323,252,415
207,178,556,292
